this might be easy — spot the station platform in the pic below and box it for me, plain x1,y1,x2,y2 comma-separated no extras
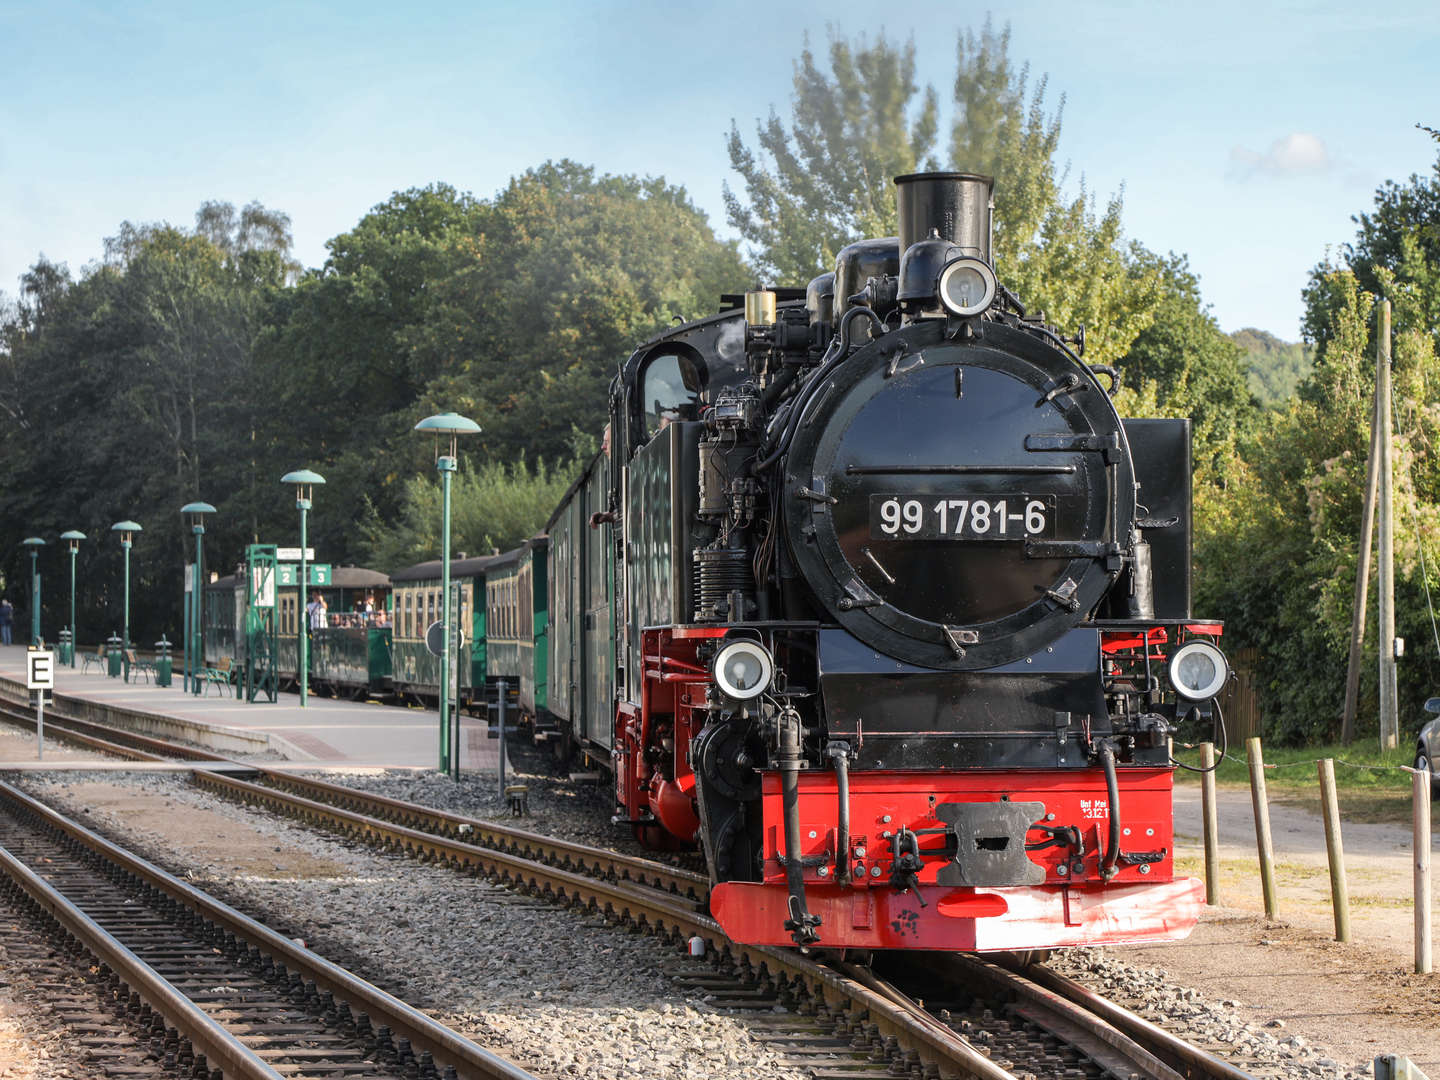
0,644,502,773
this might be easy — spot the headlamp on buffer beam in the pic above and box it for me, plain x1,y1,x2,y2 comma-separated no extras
937,257,997,318
1167,640,1230,702
712,639,774,702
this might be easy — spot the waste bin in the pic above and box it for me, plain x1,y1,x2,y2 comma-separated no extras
106,632,122,677
154,636,173,688
58,629,73,667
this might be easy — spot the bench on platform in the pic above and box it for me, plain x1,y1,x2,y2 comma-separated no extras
123,649,156,684
201,655,233,697
81,646,106,674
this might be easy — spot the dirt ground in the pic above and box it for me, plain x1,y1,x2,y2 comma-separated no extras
5,776,1438,1077
1101,783,1440,1075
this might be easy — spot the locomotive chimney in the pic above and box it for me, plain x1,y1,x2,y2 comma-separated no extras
895,172,994,265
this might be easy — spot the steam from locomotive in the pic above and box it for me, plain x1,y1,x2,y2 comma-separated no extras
591,171,1226,952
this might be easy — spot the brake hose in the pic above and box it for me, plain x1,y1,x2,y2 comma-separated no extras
1097,741,1122,882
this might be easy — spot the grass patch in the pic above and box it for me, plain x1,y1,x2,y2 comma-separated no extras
1172,740,1438,825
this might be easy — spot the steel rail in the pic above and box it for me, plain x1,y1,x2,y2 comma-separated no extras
0,840,285,1080
0,779,536,1080
0,699,212,762
0,696,710,902
186,770,1010,1080
251,767,710,901
2,694,1252,1079
1000,958,1259,1080
929,954,1193,1080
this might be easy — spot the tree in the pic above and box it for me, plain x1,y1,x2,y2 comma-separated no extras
259,164,747,565
723,22,1173,366
724,30,938,284
359,455,580,570
1197,145,1440,743
0,203,294,645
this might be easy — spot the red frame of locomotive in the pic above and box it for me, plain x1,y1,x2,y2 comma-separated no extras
612,623,1217,951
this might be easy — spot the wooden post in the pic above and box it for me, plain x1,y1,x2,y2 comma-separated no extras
1378,298,1398,751
1317,759,1351,942
1342,389,1381,743
1247,736,1279,919
1201,742,1221,905
1415,768,1432,974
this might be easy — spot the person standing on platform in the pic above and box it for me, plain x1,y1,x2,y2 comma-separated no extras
0,598,12,646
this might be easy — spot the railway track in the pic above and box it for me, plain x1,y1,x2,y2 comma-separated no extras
1,696,1256,1080
0,777,534,1080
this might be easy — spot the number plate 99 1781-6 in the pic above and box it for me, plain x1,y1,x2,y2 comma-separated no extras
869,493,1058,540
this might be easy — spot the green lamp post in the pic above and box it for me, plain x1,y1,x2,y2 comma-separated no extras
181,503,216,694
281,470,324,707
414,411,481,777
110,521,142,681
60,531,85,665
21,537,45,646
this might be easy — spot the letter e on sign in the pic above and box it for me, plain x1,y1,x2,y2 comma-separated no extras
27,650,55,691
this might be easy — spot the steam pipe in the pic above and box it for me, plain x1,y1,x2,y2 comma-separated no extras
755,306,884,473
1098,741,1122,882
827,742,851,886
779,710,820,945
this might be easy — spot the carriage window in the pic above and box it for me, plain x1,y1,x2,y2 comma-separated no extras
640,351,704,439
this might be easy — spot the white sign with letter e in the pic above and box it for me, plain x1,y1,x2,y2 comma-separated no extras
26,650,54,690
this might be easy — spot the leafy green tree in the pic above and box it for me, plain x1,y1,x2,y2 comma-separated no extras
1199,147,1440,743
1230,328,1313,407
724,22,1175,367
359,455,582,570
0,203,293,645
724,30,938,283
260,164,746,566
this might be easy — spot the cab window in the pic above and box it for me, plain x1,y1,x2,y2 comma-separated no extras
640,350,705,440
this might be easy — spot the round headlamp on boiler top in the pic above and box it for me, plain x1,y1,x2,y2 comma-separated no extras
937,256,997,318
1167,640,1230,702
712,639,774,702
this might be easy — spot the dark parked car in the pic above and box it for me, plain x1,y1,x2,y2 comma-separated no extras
1415,698,1440,796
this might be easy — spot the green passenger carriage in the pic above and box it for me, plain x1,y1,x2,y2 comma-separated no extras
389,553,503,707
203,566,392,697
484,536,550,732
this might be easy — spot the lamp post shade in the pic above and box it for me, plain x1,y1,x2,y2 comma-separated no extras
281,469,325,510
110,521,142,543
180,501,217,520
21,537,45,549
413,412,482,435
60,530,86,548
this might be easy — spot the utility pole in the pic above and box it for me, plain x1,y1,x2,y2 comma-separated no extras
1377,299,1398,751
1342,385,1381,742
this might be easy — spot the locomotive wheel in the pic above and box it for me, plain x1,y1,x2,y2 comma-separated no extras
632,822,689,852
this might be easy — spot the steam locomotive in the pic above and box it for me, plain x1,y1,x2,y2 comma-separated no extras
578,171,1224,953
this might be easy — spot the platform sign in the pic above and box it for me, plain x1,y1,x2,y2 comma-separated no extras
275,547,315,562
276,563,331,587
251,564,276,608
27,649,52,762
26,649,54,690
184,563,195,594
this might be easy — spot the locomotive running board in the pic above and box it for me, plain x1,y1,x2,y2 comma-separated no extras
710,877,1204,952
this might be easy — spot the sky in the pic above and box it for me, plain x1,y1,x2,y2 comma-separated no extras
1,0,1437,341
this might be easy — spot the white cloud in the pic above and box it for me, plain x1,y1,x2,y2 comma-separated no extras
1228,133,1332,179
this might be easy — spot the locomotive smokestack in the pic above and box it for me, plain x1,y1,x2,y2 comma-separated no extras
895,172,994,265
